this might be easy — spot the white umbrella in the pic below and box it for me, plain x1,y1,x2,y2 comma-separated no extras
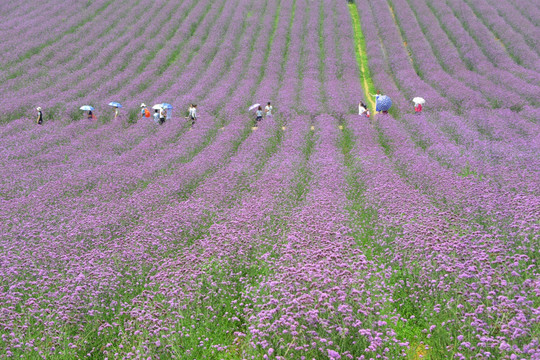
248,103,260,111
152,104,163,110
413,97,425,105
108,102,122,108
80,105,94,111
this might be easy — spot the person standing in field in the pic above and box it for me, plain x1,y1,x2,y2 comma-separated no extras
414,102,422,114
36,107,43,125
188,104,197,125
141,103,151,120
153,109,160,124
265,102,273,117
370,90,381,112
159,107,167,125
88,110,94,120
358,101,368,116
256,106,263,123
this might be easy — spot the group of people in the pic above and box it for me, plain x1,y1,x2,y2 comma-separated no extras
141,103,194,125
255,102,273,124
357,90,423,117
34,94,421,126
139,103,176,125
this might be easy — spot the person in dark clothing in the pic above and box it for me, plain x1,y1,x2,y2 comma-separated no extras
36,107,43,125
88,110,93,120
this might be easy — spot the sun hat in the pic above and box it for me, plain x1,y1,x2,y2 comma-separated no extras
140,103,147,107
37,107,42,111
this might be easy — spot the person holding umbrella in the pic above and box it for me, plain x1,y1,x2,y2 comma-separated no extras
376,95,392,115
80,105,95,120
256,106,263,123
370,90,382,112
36,107,43,125
108,102,122,119
413,97,425,114
248,103,260,126
161,103,173,122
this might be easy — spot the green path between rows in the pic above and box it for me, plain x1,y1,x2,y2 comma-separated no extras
346,4,433,359
347,3,377,112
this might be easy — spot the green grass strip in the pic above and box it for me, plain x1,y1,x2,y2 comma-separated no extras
347,4,377,112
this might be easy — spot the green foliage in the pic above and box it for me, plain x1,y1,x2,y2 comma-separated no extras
127,108,139,124
69,108,82,122
0,107,27,124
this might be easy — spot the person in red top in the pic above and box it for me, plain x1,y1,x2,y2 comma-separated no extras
415,103,422,114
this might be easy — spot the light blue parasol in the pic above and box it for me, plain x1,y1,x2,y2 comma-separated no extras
376,95,392,112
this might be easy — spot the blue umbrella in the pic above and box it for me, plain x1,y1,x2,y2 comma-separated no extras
80,105,94,111
161,103,173,109
108,102,122,108
376,95,392,112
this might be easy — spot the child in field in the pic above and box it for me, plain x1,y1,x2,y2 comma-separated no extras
414,102,422,114
36,107,43,125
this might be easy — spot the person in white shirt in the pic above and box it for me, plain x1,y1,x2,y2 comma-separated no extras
358,101,367,116
265,102,273,117
187,104,197,125
153,109,160,124
256,106,263,123
159,107,167,125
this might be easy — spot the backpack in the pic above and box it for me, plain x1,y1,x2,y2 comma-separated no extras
144,108,151,117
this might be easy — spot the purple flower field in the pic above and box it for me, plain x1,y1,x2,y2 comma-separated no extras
0,0,538,359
